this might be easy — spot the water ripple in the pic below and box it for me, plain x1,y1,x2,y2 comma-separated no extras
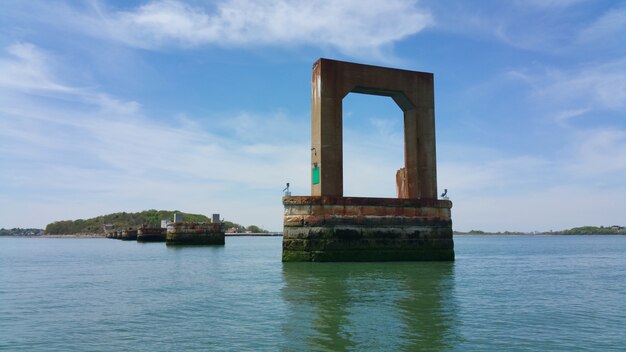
1,236,625,351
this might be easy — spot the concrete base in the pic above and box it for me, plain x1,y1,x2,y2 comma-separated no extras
120,229,137,241
137,228,166,242
283,196,454,262
166,222,225,245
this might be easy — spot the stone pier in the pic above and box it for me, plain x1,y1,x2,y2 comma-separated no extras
120,229,137,241
282,58,454,262
137,227,166,242
166,222,225,245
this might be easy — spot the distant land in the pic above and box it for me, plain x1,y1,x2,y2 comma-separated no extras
0,210,267,236
0,228,45,236
1,223,625,237
454,225,626,235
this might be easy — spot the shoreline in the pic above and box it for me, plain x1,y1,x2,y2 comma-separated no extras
226,232,282,237
37,233,106,238
454,233,626,236
18,232,625,238
30,232,284,238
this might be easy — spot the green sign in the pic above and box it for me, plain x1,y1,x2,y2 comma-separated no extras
312,165,320,185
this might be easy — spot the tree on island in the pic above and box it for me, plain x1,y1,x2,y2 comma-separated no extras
246,225,268,233
44,210,258,235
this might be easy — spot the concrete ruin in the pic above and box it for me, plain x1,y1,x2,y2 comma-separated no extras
137,226,167,242
282,58,454,262
120,229,138,241
166,222,225,245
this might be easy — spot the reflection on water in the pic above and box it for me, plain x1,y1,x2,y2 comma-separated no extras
281,262,459,351
2,237,625,351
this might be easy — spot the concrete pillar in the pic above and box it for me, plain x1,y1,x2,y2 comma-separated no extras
416,105,437,199
311,60,344,196
404,108,420,198
414,74,437,200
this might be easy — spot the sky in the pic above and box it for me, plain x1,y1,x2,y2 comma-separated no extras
1,0,625,232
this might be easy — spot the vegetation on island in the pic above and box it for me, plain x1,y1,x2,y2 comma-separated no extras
242,225,267,233
455,225,626,235
0,228,44,236
43,209,267,235
553,226,626,235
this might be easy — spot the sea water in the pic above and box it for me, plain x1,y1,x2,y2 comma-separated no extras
1,236,625,351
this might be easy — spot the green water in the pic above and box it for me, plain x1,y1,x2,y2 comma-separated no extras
1,236,624,351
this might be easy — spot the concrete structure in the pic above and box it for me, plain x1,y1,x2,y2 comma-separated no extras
173,213,184,223
120,229,138,241
166,222,225,245
309,58,437,199
212,214,220,223
137,227,166,242
283,58,453,262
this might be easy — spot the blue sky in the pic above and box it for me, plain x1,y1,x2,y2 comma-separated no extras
1,0,625,232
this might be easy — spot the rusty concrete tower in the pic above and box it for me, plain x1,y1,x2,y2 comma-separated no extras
282,58,454,262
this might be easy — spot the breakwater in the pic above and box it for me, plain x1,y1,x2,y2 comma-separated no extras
166,222,225,245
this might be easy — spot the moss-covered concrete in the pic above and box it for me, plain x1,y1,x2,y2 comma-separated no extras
137,227,166,242
282,196,454,262
120,229,137,241
165,222,225,245
282,249,455,262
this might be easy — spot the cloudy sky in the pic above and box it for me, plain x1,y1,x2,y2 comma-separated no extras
1,0,625,232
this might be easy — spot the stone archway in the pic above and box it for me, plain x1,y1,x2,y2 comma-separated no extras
310,58,437,200
282,58,453,262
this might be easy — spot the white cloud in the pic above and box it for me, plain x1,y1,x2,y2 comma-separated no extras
0,43,75,93
437,126,626,232
422,1,579,52
438,139,626,232
578,7,626,43
2,34,625,233
439,155,550,195
509,58,626,120
423,1,624,55
0,96,311,229
89,0,433,58
0,42,310,230
554,108,591,125
567,128,626,178
0,42,142,115
516,0,586,9
453,185,626,232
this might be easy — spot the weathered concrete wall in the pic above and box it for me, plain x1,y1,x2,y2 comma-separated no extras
283,196,453,262
137,227,166,242
285,58,452,262
120,229,137,241
166,222,225,245
396,167,408,198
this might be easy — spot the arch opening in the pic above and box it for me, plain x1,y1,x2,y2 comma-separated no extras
310,58,438,200
342,93,404,198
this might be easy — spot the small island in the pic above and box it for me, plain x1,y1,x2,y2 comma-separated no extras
454,225,626,235
0,209,270,237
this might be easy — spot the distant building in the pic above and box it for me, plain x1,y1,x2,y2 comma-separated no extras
212,214,220,223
